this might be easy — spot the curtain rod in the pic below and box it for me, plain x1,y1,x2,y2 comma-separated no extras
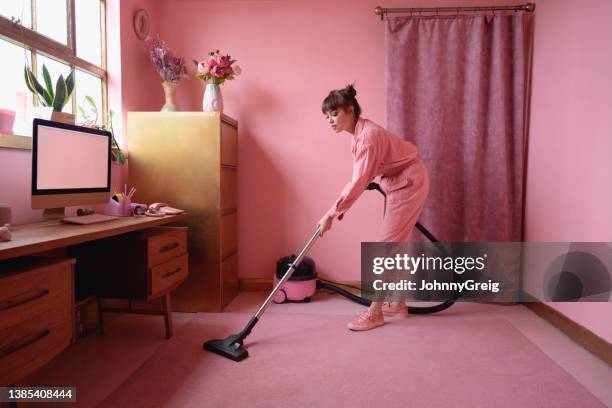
374,3,535,20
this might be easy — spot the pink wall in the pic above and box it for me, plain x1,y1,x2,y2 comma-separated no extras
524,0,612,342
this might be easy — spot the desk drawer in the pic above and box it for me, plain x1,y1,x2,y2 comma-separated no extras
150,253,189,297
0,259,73,331
0,303,72,386
147,229,187,267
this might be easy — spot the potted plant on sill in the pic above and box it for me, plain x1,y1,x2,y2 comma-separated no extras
24,64,75,124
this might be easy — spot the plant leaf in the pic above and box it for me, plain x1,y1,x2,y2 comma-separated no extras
78,105,88,119
53,75,67,111
24,67,36,94
42,65,55,101
64,70,75,102
85,96,98,115
28,69,53,106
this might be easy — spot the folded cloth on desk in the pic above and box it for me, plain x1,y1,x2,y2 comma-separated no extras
0,224,11,242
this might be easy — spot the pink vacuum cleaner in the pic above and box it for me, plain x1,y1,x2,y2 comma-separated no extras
272,255,317,303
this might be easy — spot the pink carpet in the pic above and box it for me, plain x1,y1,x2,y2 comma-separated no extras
100,312,606,408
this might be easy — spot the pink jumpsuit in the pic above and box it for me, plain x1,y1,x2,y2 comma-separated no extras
327,117,429,242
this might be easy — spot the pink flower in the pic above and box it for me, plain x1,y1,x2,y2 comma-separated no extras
197,62,208,73
217,54,231,67
211,65,225,78
232,64,242,75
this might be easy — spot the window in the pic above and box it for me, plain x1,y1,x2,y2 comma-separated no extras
0,0,107,145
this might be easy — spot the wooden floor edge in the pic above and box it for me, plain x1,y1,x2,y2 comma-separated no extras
522,301,612,365
239,279,611,365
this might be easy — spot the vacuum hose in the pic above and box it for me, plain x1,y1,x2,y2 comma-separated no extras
316,182,461,315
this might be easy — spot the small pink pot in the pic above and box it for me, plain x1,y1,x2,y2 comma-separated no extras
0,109,16,134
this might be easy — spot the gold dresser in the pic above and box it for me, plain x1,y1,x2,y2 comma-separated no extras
128,112,238,312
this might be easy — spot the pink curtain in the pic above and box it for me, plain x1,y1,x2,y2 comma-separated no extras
386,11,534,242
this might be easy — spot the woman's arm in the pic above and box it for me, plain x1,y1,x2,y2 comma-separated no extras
327,141,379,220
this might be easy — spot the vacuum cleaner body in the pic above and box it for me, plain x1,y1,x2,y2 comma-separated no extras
273,255,317,303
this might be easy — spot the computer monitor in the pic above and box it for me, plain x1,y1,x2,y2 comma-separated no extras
31,118,111,219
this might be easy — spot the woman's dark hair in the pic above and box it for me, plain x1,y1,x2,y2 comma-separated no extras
321,84,361,119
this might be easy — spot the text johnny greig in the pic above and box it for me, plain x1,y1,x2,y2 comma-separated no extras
370,253,501,293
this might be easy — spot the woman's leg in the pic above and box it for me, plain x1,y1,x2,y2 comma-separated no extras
348,167,429,330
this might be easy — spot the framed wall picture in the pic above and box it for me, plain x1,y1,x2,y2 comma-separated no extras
133,9,150,40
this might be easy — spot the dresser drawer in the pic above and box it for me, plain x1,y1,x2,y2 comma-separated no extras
0,258,73,331
150,253,189,297
221,122,238,166
147,228,188,267
221,253,238,308
221,166,237,211
221,212,237,260
0,303,72,386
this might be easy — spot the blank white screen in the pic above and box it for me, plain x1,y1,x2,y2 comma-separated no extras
37,125,108,190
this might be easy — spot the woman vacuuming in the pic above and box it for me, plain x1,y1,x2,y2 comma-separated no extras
318,84,430,331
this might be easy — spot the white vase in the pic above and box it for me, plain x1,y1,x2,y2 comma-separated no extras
202,83,223,112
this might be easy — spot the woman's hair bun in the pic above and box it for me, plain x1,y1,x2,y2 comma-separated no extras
344,84,357,98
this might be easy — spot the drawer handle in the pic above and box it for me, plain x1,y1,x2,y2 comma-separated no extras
159,242,179,253
162,267,182,279
0,289,50,312
0,329,51,358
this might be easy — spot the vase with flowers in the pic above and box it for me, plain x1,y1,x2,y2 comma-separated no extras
145,35,188,112
194,50,241,112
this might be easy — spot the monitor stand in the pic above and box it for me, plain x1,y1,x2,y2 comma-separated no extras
43,207,66,220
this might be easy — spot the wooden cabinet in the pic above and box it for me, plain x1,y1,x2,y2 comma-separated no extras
0,257,74,386
69,227,189,338
128,113,239,312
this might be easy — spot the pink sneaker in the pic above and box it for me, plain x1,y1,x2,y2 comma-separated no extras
347,309,384,331
381,302,409,317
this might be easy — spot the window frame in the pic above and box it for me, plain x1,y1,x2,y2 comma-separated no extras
0,0,108,150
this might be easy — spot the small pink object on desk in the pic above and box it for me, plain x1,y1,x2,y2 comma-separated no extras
0,109,16,134
145,203,185,217
0,224,11,242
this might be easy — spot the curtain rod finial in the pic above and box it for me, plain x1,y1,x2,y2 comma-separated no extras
525,3,536,12
374,6,385,20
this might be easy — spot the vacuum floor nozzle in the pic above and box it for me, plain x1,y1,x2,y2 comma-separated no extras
203,334,249,362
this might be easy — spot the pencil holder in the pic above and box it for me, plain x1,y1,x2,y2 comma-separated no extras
101,197,133,217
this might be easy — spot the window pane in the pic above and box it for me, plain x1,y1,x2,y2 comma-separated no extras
0,0,32,28
76,0,101,66
37,55,72,113
36,0,68,45
75,70,102,127
0,39,32,111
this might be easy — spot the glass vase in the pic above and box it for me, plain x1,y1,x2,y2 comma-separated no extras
161,81,178,112
202,83,223,112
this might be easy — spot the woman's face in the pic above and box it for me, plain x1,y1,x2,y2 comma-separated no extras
324,106,355,134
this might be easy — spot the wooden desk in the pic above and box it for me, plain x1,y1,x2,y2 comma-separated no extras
0,214,186,386
0,214,185,261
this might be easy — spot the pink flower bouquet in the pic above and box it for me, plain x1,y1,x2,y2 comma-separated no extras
194,50,241,86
